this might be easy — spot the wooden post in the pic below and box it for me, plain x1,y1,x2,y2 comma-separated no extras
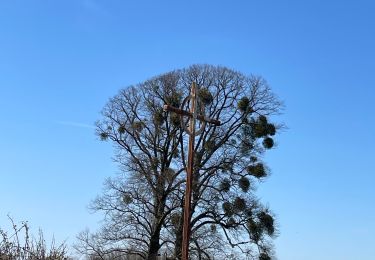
181,82,196,260
163,82,220,260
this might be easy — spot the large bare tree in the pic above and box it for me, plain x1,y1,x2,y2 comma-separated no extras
76,65,282,260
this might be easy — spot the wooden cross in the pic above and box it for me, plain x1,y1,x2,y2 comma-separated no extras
163,82,220,260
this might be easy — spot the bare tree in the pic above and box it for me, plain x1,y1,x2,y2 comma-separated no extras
76,65,282,260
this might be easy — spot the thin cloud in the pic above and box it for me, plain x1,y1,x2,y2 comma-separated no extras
56,121,95,129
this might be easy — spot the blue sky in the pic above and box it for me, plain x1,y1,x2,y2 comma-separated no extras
0,1,374,259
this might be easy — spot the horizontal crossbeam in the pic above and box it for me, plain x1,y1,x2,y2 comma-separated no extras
163,104,221,126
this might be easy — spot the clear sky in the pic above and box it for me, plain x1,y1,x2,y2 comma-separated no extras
0,1,374,259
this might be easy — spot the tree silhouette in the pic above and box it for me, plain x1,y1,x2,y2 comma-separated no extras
76,65,282,260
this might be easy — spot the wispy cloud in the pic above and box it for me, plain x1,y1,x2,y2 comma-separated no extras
56,121,95,129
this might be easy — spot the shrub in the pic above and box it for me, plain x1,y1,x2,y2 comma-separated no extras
118,124,126,134
220,178,231,192
198,87,214,105
258,212,275,235
0,216,70,260
259,252,271,260
153,109,165,126
238,177,250,192
237,97,250,112
247,163,267,178
263,137,274,149
222,202,234,216
233,197,247,212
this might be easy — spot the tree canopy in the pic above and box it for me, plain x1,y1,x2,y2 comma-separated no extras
76,64,282,260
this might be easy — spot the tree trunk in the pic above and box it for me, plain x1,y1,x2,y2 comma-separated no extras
148,185,166,260
147,231,161,260
173,217,183,260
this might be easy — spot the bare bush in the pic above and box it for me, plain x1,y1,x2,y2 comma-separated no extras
0,216,70,260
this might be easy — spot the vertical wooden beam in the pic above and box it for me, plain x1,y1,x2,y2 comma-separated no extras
163,82,220,260
181,82,197,260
